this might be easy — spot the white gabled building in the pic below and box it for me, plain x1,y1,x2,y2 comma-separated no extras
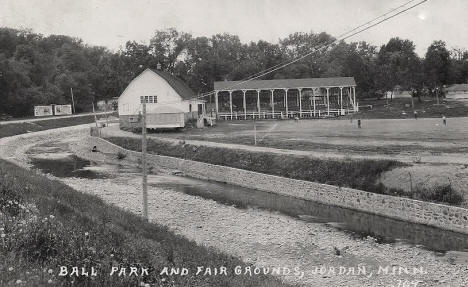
118,68,205,129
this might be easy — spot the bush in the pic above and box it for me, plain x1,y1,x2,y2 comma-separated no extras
116,151,127,160
414,184,464,205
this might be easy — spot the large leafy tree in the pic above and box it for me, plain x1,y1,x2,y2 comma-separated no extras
376,37,422,92
424,40,451,88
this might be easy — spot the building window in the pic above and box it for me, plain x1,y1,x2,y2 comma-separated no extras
140,95,158,104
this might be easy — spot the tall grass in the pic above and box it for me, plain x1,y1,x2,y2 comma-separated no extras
0,160,290,286
106,136,405,195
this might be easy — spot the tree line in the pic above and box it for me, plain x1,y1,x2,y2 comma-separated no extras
1,27,467,117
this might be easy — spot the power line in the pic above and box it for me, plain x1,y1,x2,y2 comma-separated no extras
196,0,429,99
225,0,419,86
116,0,429,109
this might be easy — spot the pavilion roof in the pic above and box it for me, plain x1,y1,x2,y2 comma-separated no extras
214,77,356,91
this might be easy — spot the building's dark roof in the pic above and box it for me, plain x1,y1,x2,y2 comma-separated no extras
149,69,197,100
445,84,468,92
214,77,356,91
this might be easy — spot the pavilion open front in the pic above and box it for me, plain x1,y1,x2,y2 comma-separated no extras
213,77,357,120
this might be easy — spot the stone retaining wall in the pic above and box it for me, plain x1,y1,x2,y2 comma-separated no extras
89,136,468,235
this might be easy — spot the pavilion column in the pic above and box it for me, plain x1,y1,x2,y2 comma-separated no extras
348,87,352,109
353,86,356,111
215,91,219,118
242,90,246,119
326,88,330,116
284,89,289,117
270,90,274,118
229,90,233,120
340,87,343,115
299,88,302,117
257,90,261,116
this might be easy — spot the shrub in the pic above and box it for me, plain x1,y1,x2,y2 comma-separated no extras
413,184,464,205
116,151,127,160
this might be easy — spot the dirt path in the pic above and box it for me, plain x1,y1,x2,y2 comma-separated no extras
1,128,467,286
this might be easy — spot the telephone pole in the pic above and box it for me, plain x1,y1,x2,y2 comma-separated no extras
92,102,99,136
141,100,148,221
70,87,75,114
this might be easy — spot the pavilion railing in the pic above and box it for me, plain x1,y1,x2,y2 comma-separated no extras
216,108,353,120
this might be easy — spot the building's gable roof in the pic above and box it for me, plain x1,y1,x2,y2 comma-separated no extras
445,84,468,92
149,69,197,100
213,77,356,91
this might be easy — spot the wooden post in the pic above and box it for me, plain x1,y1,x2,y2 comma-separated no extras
313,88,317,117
70,87,75,114
257,90,261,117
242,90,247,119
215,91,219,119
299,88,302,117
326,88,330,116
141,100,148,221
271,90,274,118
353,86,356,112
340,87,343,115
92,102,99,136
229,91,233,120
284,89,289,118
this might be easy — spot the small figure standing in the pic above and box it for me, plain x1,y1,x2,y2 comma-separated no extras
91,145,98,152
357,119,361,129
414,111,418,120
442,115,447,126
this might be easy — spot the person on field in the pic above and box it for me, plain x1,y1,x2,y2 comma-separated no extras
357,118,361,128
442,115,447,126
414,110,418,119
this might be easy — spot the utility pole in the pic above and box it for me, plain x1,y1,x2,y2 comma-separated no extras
141,100,148,221
70,87,75,114
91,102,99,136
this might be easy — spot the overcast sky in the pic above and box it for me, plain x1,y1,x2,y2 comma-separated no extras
0,0,467,55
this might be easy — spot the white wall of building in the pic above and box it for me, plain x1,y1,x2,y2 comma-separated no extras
118,69,200,115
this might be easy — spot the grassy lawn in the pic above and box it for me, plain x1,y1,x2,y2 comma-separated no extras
0,116,96,138
140,115,468,157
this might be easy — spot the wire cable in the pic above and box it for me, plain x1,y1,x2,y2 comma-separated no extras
197,0,429,98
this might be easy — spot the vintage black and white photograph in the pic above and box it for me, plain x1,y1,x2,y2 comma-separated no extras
0,0,468,286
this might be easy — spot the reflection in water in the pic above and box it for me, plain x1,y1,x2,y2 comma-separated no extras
28,141,468,255
30,156,112,179
150,176,468,254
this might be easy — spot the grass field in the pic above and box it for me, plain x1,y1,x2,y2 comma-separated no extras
150,116,468,157
0,115,96,138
